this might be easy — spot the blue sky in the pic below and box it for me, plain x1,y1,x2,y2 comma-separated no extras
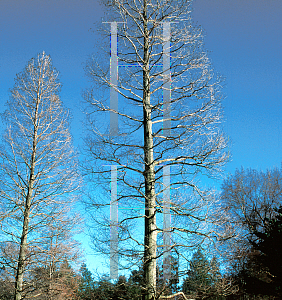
1,0,282,274
192,0,282,172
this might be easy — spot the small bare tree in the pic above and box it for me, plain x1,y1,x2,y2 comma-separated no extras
25,211,81,300
83,0,227,299
0,52,79,300
0,210,81,300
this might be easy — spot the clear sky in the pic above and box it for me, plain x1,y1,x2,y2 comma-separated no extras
1,0,282,274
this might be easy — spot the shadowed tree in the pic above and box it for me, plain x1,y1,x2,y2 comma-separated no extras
233,206,282,297
83,0,227,299
220,167,282,264
78,263,96,300
0,52,78,300
251,205,282,296
220,167,282,298
182,248,212,297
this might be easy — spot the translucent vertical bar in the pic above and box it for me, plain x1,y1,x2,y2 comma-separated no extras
163,22,171,137
163,165,171,281
110,22,118,136
110,165,118,279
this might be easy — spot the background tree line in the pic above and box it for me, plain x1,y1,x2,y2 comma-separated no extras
2,169,282,300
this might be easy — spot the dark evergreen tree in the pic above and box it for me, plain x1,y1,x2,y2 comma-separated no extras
94,275,115,300
182,249,213,296
220,166,282,298
78,263,96,300
250,205,282,296
112,276,131,300
128,269,143,299
182,249,227,299
227,206,282,298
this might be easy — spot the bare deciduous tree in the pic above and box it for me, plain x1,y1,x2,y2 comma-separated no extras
0,214,81,300
222,167,282,234
220,167,282,293
83,1,227,299
220,168,282,260
0,52,79,300
24,213,81,300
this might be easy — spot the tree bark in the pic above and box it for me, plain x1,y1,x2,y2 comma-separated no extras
143,1,157,299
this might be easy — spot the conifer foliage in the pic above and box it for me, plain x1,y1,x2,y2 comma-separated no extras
242,206,282,297
78,263,96,300
182,249,223,299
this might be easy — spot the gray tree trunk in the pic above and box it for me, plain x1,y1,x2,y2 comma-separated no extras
143,2,157,299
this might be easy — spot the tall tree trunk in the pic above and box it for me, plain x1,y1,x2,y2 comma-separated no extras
14,90,39,300
14,193,32,300
143,1,157,299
